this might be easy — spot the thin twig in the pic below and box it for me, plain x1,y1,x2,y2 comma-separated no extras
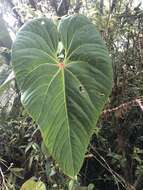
102,97,143,118
89,145,127,189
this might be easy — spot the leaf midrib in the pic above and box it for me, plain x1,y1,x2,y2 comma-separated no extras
61,68,75,176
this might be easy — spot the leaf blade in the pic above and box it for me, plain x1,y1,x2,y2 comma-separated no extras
12,15,113,177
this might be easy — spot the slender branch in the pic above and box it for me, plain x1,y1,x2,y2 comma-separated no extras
102,97,143,118
89,146,127,189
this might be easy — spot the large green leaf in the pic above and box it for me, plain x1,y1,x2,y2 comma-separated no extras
12,15,113,177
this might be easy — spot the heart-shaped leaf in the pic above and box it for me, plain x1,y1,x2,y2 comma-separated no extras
12,15,113,177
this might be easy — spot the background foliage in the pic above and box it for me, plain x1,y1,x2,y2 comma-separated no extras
0,0,143,189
